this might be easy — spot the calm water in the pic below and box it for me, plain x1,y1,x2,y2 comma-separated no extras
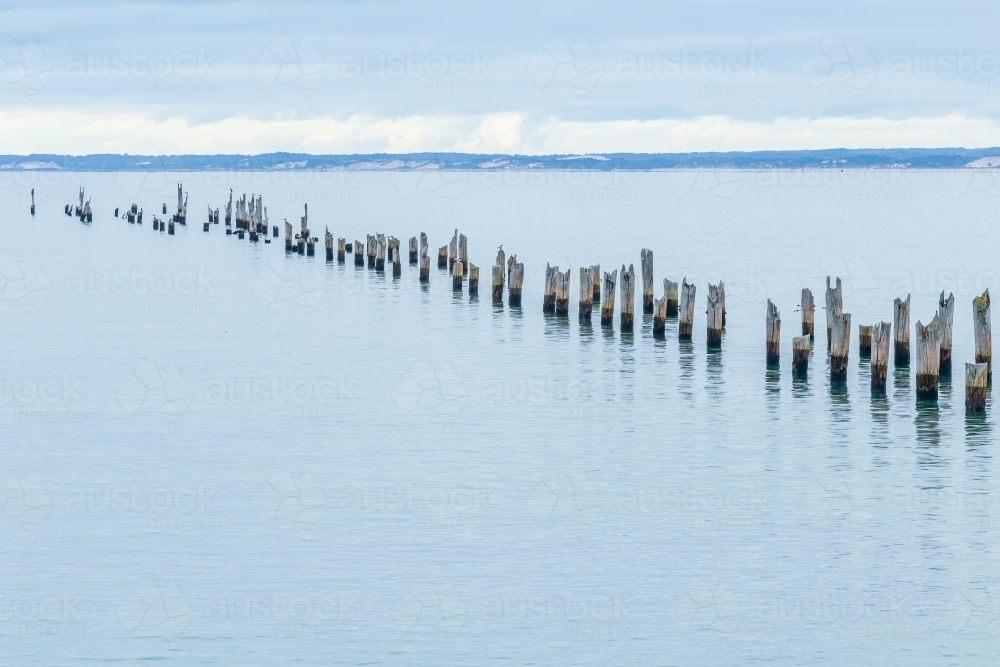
1,169,998,665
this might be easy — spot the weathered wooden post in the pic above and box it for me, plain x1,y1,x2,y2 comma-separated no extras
168,219,175,235
653,289,667,337
766,300,780,365
389,237,401,264
367,235,376,268
325,228,334,261
152,218,158,231
555,269,570,316
543,264,558,313
273,225,279,238
801,288,815,339
452,260,464,291
792,336,810,377
469,264,479,295
492,265,504,303
297,236,306,255
509,263,524,306
587,264,601,310
420,233,428,263
600,269,618,327
375,234,386,271
459,234,468,275
285,222,293,252
337,238,346,262
706,285,723,348
438,245,448,269
163,203,168,215
966,362,988,412
640,249,654,313
30,188,34,215
825,277,843,349
858,325,873,357
872,321,891,394
507,255,516,286
621,264,635,332
974,289,992,383
449,230,458,270
938,291,955,375
579,267,593,318
665,280,678,317
894,294,911,366
830,312,851,384
393,243,402,277
678,279,696,339
225,190,232,226
355,240,365,267
409,237,418,265
420,253,430,283
915,316,941,400
203,220,210,232
306,236,316,256
718,281,727,328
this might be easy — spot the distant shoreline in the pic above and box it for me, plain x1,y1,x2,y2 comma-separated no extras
2,149,1000,171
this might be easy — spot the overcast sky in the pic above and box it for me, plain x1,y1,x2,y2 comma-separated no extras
2,0,1000,154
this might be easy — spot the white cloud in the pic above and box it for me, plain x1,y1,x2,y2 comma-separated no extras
2,107,1000,155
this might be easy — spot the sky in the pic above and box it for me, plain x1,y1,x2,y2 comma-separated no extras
2,0,1000,154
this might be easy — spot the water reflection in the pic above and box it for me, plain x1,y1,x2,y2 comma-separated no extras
870,394,890,451
914,400,942,451
705,349,723,406
765,366,780,419
829,383,851,442
938,374,953,411
578,317,593,346
678,338,695,399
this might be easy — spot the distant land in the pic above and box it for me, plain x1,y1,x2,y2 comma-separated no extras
3,149,1000,171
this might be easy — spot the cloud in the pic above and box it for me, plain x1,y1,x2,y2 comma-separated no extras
2,108,1000,154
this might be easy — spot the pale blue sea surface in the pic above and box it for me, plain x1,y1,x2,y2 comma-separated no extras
1,169,998,665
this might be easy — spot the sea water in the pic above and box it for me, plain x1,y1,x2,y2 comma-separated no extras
1,169,998,665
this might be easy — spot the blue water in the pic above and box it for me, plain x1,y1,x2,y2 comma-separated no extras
1,169,998,665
